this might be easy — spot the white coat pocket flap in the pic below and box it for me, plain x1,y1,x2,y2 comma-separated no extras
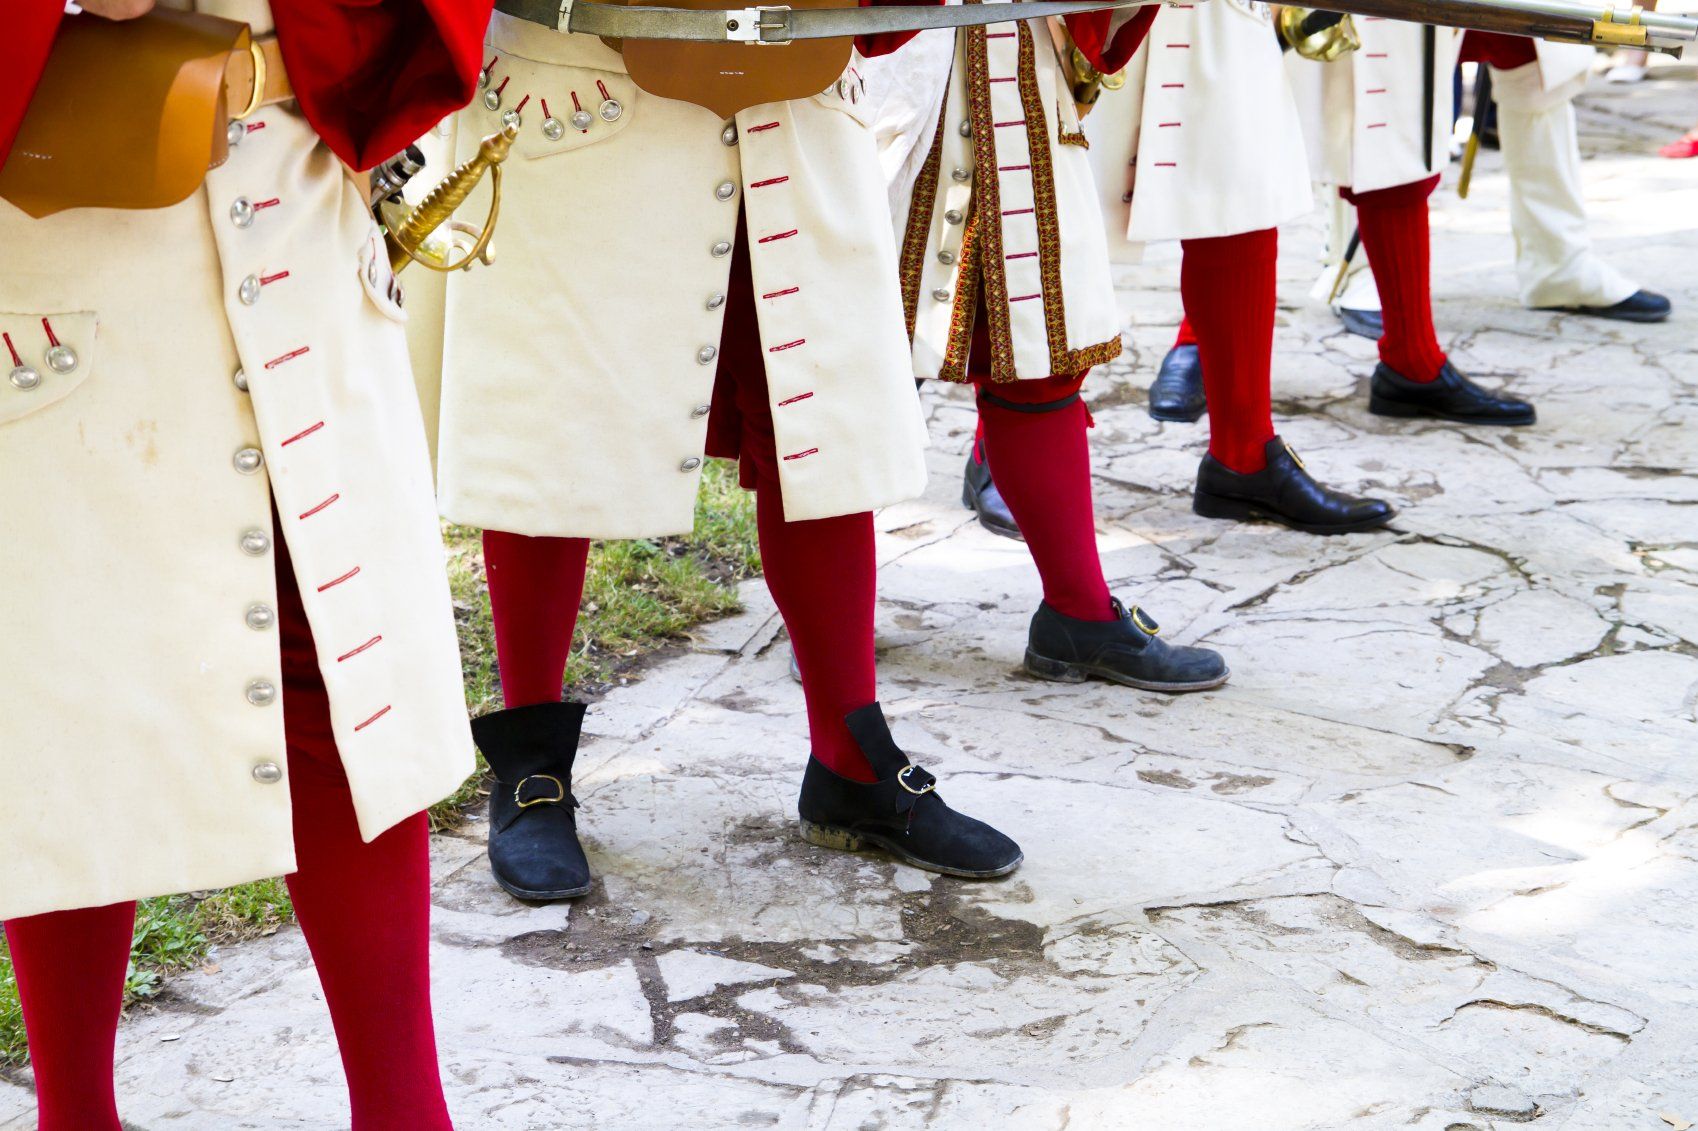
0,312,97,427
474,57,639,161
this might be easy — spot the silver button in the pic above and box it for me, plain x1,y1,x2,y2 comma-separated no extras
938,250,956,266
715,180,737,201
245,679,277,707
45,345,77,374
233,367,249,392
542,116,565,141
944,209,963,225
721,122,739,146
959,121,971,137
571,108,593,131
483,88,501,111
711,240,732,258
238,274,261,305
478,68,491,90
8,365,41,391
706,293,726,311
239,528,271,556
691,404,711,418
227,120,246,148
233,447,264,474
251,761,283,784
245,603,276,631
951,167,971,182
500,108,522,129
697,345,718,364
680,457,703,472
836,79,849,98
230,197,255,228
600,98,623,122
932,288,952,303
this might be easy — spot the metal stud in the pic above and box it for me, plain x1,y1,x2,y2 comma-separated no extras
836,79,848,98
478,68,491,90
542,116,565,141
944,209,963,225
711,240,732,258
697,345,718,364
706,293,726,311
722,123,739,146
233,447,264,474
227,120,246,148
245,603,276,631
932,288,952,303
230,197,255,228
245,679,277,706
239,528,271,556
500,108,522,130
238,274,262,305
233,368,249,392
715,180,737,201
937,250,956,266
252,761,283,784
8,365,41,391
951,167,971,182
680,457,703,472
959,121,971,137
45,345,76,374
599,98,623,122
483,88,502,111
571,108,594,131
692,404,711,418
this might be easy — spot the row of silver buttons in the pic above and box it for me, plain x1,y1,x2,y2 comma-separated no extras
8,339,77,391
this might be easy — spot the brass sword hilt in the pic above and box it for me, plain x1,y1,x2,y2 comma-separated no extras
385,122,520,275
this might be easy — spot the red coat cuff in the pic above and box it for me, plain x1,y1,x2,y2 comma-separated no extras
273,0,493,171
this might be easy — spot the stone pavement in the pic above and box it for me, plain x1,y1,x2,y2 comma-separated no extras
6,69,1698,1131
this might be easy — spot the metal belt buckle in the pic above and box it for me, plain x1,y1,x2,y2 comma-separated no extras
725,5,793,43
897,765,936,797
1131,606,1161,637
515,773,567,809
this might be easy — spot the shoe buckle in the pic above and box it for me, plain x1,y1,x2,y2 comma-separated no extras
896,765,936,796
1130,606,1161,636
1282,439,1308,471
515,773,567,809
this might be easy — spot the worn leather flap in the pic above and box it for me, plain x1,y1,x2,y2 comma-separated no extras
0,9,250,219
617,0,854,118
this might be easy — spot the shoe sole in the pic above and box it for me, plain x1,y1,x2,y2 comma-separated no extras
1192,492,1396,536
1368,395,1535,427
799,820,1023,879
492,873,595,902
1148,403,1205,424
1023,648,1230,694
961,483,1027,542
1538,305,1670,324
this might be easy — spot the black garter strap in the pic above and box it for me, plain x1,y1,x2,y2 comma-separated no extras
976,389,1082,414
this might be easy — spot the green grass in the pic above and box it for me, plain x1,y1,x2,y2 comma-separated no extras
0,460,760,1066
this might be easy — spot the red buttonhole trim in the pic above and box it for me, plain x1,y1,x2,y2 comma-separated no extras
337,635,382,663
769,339,805,352
777,392,814,406
298,493,340,520
265,346,309,369
2,333,20,367
782,448,819,461
354,705,392,732
317,566,361,592
280,421,324,447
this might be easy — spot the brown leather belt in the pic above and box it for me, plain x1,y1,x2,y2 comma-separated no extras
224,36,294,120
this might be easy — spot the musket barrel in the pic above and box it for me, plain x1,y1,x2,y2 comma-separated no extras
1315,0,1695,49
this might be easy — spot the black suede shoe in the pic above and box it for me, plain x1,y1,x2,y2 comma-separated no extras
1368,360,1535,426
962,448,1024,541
473,702,593,901
1544,289,1672,324
1025,598,1228,692
1194,436,1394,535
798,703,1022,879
1337,306,1384,340
1148,343,1205,422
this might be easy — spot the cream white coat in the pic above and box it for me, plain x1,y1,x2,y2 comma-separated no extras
1089,0,1314,251
881,13,1124,383
0,2,474,921
433,15,928,537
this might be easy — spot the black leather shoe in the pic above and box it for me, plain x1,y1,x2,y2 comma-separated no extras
1148,343,1205,422
1544,289,1672,324
473,702,593,901
1368,360,1535,426
1194,436,1394,535
798,703,1022,879
1337,306,1384,340
1025,597,1228,693
962,448,1024,541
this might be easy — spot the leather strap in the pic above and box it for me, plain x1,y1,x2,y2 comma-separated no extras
497,0,1159,42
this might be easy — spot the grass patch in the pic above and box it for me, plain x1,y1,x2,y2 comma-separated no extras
1,462,759,1066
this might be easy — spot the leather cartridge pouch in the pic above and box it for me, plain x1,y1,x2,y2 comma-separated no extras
0,9,260,218
614,0,855,118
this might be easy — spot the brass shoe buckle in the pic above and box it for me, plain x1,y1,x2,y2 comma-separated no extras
897,765,935,796
1130,606,1161,636
515,774,567,809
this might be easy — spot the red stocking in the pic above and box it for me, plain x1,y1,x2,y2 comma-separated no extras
1345,175,1447,383
1180,228,1278,474
1172,315,1198,349
483,529,590,708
